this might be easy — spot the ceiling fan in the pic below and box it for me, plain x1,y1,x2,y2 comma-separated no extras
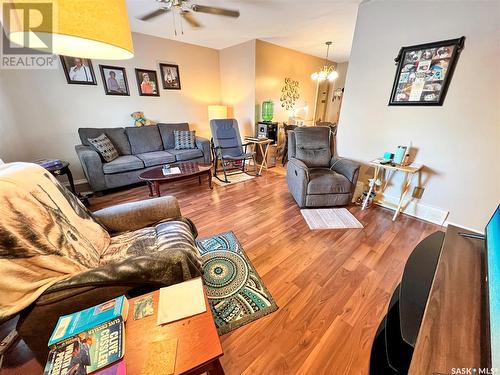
138,0,240,31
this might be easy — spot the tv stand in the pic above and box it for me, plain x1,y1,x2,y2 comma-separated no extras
370,225,485,374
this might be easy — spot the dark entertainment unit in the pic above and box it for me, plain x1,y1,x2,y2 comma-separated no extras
370,225,486,374
256,121,278,144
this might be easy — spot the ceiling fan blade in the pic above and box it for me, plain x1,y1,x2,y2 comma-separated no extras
191,4,240,18
138,8,169,21
181,11,202,28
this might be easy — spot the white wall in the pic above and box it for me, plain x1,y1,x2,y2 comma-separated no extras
0,32,221,180
339,0,500,231
219,40,256,136
0,75,23,162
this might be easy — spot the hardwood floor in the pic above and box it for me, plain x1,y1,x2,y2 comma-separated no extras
1,166,440,375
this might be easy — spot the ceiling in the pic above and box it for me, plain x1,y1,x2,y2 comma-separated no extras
126,0,362,62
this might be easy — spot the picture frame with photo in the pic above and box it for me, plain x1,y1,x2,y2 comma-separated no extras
60,56,97,85
99,65,130,96
135,68,160,96
159,63,181,90
388,37,465,106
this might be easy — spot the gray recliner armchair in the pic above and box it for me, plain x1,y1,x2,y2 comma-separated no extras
286,126,360,207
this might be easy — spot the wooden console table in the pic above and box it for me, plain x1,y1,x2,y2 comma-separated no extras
370,225,485,374
362,159,423,221
408,225,484,374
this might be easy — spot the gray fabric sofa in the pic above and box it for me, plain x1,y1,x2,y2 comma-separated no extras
75,123,211,192
286,126,360,207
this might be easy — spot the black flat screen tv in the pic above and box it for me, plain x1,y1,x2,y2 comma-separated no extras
485,205,500,368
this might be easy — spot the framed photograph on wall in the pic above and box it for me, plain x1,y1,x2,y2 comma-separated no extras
60,56,97,85
135,68,160,96
388,37,465,106
159,63,181,90
99,65,129,96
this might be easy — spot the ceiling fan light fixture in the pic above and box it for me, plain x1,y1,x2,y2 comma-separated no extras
7,0,134,60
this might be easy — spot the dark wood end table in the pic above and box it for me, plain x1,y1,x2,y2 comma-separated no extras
125,281,224,375
139,162,212,197
44,161,76,194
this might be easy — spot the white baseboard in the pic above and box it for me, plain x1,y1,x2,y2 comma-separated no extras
374,194,449,226
442,221,484,234
62,178,88,188
73,178,88,186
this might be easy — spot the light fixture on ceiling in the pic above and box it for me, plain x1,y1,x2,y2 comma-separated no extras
311,41,338,82
6,0,134,60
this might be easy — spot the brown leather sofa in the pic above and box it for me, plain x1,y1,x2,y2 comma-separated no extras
0,162,202,362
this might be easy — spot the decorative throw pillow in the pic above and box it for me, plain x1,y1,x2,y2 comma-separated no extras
174,130,196,150
87,133,119,162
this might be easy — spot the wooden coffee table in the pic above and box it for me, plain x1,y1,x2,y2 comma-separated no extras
139,162,212,197
126,284,224,375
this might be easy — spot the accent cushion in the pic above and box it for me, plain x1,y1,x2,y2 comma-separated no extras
307,169,352,195
168,148,203,161
136,151,176,167
174,130,196,150
102,155,144,174
158,123,190,149
125,125,163,154
79,128,131,155
87,134,119,162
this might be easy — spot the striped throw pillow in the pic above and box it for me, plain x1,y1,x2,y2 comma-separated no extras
87,133,119,162
174,130,196,150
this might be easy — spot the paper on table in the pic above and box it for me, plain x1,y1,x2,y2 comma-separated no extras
157,277,206,325
163,167,181,175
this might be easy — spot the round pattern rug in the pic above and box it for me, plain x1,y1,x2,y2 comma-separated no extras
196,231,278,335
203,250,249,299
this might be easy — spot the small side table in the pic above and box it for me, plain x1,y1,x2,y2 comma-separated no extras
125,281,224,375
244,138,273,176
45,161,76,194
362,159,423,221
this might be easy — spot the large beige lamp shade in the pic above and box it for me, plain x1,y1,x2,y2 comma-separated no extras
7,0,134,60
208,105,228,120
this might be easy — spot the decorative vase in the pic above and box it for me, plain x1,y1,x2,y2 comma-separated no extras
262,100,274,121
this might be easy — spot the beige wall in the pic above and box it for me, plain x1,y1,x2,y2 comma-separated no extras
255,40,336,124
339,1,500,231
0,32,221,180
219,40,256,136
325,62,348,124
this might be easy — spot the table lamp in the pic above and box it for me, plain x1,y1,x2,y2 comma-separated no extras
208,105,227,120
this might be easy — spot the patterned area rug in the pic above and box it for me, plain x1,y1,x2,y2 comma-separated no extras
212,172,255,187
196,231,278,335
301,208,364,229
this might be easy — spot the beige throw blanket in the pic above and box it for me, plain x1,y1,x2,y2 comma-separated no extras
0,163,110,320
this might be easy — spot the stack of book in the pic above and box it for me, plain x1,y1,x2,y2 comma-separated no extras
33,158,64,169
44,296,128,375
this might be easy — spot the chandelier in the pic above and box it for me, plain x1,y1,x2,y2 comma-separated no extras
311,41,338,82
